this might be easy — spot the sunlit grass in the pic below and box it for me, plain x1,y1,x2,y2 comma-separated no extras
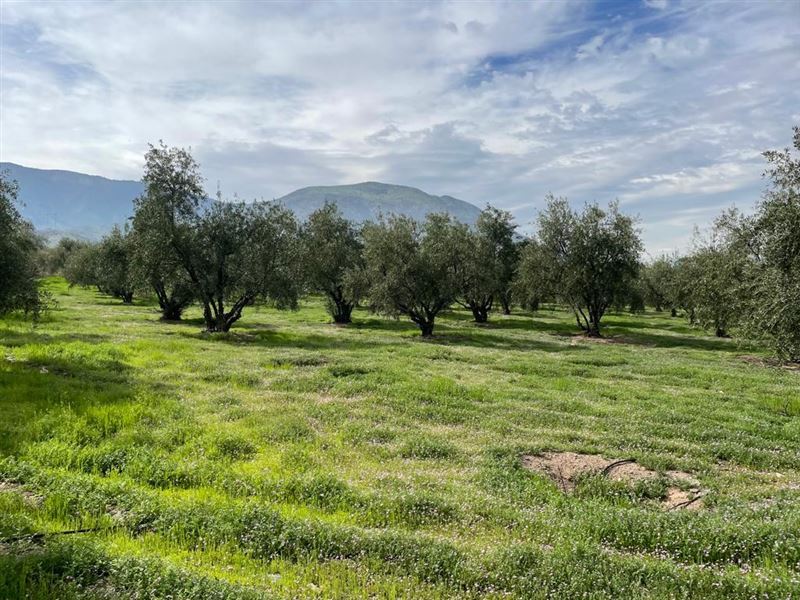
1,277,798,598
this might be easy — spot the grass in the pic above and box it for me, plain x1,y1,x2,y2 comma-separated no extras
1,277,798,598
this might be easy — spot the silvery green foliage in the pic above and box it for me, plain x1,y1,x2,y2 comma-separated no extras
476,206,519,316
130,143,302,332
94,225,135,303
0,172,44,317
679,237,745,338
362,213,466,336
527,195,642,336
130,143,203,320
718,126,800,360
189,200,302,332
302,202,365,324
454,205,519,322
641,255,679,313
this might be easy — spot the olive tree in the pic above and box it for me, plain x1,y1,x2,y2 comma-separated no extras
302,203,365,324
188,200,302,332
362,213,463,337
38,237,90,276
681,239,744,338
94,226,135,303
477,206,519,315
131,143,301,331
533,195,642,336
0,172,44,317
716,126,800,359
513,238,548,312
641,255,678,315
130,142,204,320
63,243,100,290
453,226,496,323
453,206,520,323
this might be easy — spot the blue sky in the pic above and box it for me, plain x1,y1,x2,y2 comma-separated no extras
1,0,798,253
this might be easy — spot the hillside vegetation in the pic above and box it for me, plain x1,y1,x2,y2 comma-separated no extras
1,279,799,599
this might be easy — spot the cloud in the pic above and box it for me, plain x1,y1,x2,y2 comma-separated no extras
622,161,762,202
644,0,669,10
1,0,798,252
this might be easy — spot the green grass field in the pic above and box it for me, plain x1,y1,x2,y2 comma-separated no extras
1,278,799,599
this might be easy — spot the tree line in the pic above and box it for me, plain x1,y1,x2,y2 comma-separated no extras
2,127,798,361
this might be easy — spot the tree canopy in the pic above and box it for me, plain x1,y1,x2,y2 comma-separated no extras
302,202,366,324
363,214,465,336
130,143,204,320
527,196,642,336
0,172,44,317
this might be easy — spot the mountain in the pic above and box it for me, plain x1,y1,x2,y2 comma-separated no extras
1,162,143,241
2,163,481,240
275,182,481,224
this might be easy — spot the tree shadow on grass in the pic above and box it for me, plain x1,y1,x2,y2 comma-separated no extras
0,328,109,348
0,350,134,456
438,307,585,333
172,328,399,352
549,327,743,353
351,317,420,334
604,330,742,353
420,329,588,354
600,314,698,335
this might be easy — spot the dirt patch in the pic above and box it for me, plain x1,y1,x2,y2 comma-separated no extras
663,487,704,511
521,452,608,491
521,452,705,510
0,481,42,506
566,334,655,348
739,355,800,371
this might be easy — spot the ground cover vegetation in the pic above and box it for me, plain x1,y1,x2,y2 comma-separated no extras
1,128,798,597
1,280,798,599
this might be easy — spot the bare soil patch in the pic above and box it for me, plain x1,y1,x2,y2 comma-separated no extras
521,452,705,510
0,480,42,506
739,355,800,371
565,334,656,348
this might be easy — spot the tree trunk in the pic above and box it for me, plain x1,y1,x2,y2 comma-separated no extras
202,301,236,332
500,296,511,315
419,320,435,337
153,281,184,321
470,303,489,323
332,301,353,324
586,304,603,337
161,301,184,321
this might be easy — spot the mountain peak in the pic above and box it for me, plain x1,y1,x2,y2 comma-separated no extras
276,181,480,224
2,163,481,240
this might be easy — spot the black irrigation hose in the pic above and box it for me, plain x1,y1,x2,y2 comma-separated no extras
668,495,705,511
600,458,637,476
0,527,108,544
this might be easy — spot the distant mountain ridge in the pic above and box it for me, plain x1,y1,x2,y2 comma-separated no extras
275,182,481,225
1,162,143,240
1,163,482,240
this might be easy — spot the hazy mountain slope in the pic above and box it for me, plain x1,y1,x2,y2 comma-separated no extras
1,164,481,240
276,182,481,224
1,162,143,239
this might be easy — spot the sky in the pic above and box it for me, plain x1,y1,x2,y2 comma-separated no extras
1,0,798,254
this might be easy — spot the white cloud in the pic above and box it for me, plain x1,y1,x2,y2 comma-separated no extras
623,162,762,202
1,0,798,252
